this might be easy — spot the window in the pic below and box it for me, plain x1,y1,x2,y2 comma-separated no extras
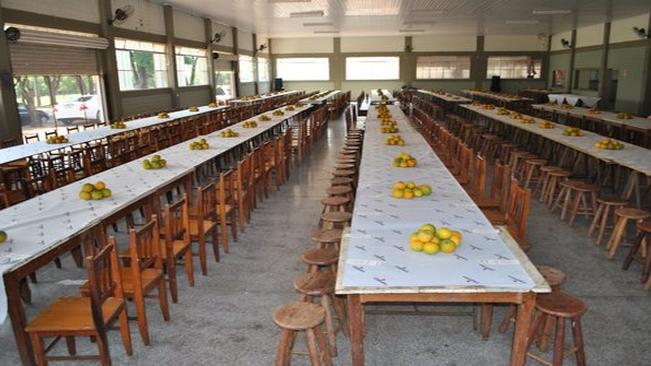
238,55,255,83
257,57,270,82
175,46,208,87
275,58,330,81
486,56,542,79
346,57,399,80
416,56,470,79
115,38,168,90
215,71,235,100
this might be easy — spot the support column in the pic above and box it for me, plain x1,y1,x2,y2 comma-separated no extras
0,6,21,140
641,15,651,115
567,29,577,93
205,18,216,102
164,5,180,108
252,33,259,95
598,22,611,104
472,35,486,90
232,27,240,97
332,37,343,90
98,0,122,119
402,36,415,87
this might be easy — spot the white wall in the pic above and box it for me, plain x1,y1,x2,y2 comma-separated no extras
341,36,404,53
211,21,233,48
238,29,253,51
412,35,476,52
1,0,100,23
173,10,205,42
112,0,166,35
484,35,547,52
272,37,333,54
610,13,651,44
576,23,605,48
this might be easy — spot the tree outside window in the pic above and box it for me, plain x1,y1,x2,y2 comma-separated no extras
175,47,208,87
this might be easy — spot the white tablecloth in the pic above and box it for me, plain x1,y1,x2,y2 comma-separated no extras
369,89,394,104
417,89,472,103
337,105,536,293
547,94,601,108
0,105,230,165
462,105,651,176
229,90,300,104
300,90,342,105
532,104,651,132
0,104,312,323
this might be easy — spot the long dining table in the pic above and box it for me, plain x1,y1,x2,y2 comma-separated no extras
228,90,301,105
0,105,231,166
460,104,651,207
0,102,313,365
336,104,548,366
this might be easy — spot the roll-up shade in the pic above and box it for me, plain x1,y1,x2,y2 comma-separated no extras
14,28,109,49
10,43,98,75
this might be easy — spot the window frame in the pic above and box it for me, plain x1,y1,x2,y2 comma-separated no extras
345,56,400,81
275,57,330,82
175,46,209,88
485,55,543,80
114,38,169,91
415,55,472,80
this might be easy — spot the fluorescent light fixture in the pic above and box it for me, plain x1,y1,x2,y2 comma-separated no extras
346,8,400,16
314,30,339,34
408,9,447,15
269,0,311,3
403,20,436,25
532,9,572,15
399,29,425,33
505,20,540,24
303,22,334,26
290,10,324,17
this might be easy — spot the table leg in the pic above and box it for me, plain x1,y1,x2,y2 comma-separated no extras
348,294,365,366
510,292,535,366
4,272,35,366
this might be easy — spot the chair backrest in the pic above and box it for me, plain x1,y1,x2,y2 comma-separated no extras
163,194,190,246
67,126,79,134
217,169,236,206
468,154,487,196
128,215,162,273
83,122,96,130
506,178,531,246
87,240,124,331
24,134,40,144
44,130,58,139
196,183,217,221
490,160,511,213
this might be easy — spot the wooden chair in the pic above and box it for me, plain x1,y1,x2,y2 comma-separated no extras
471,159,510,209
26,243,132,366
235,154,253,232
24,133,40,144
504,180,532,250
215,169,238,253
66,126,80,134
161,194,194,303
44,130,58,140
190,183,220,275
121,218,169,345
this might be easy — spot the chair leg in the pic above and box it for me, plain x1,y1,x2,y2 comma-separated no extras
313,325,334,366
597,205,611,246
29,333,47,366
197,234,208,275
498,305,517,334
167,260,179,304
65,336,76,355
572,317,587,366
95,333,111,366
118,307,133,356
158,279,171,321
553,318,565,366
623,231,646,270
133,291,150,345
274,329,294,366
211,227,220,263
220,211,229,253
184,249,195,287
480,304,493,340
305,328,323,366
320,295,337,356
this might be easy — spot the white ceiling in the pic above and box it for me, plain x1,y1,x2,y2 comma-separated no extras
152,0,651,38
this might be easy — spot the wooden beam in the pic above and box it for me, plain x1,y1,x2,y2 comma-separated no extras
232,27,240,97
205,18,216,102
164,5,180,109
567,29,577,93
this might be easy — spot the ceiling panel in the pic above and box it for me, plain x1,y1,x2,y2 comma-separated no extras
149,0,651,38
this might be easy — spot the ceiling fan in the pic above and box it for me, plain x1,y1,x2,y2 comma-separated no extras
210,31,227,44
109,5,135,25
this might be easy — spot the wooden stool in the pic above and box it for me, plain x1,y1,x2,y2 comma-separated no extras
498,143,519,165
294,272,348,357
302,247,339,273
588,197,628,246
508,150,530,171
321,196,350,213
606,208,650,259
526,292,587,366
623,221,651,289
544,170,572,207
273,302,333,366
334,163,355,170
320,211,352,229
326,185,353,201
311,229,343,249
552,180,584,219
523,159,548,189
514,153,538,181
564,182,599,226
331,177,354,188
535,166,562,201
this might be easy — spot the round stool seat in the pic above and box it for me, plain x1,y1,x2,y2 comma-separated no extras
615,207,650,220
332,169,355,178
536,265,566,288
540,165,562,173
536,292,587,318
526,158,547,166
327,186,353,196
321,211,352,223
481,134,498,140
596,196,628,206
635,220,651,233
500,143,519,148
331,177,354,186
302,247,339,266
573,182,599,192
312,229,343,243
293,271,335,296
548,169,572,178
321,196,350,207
559,179,584,189
273,302,325,331
334,163,355,170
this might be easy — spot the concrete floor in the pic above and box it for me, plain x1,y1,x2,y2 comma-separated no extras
1,114,650,366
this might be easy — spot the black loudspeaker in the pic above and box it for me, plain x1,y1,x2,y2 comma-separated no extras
490,76,501,92
273,78,283,91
